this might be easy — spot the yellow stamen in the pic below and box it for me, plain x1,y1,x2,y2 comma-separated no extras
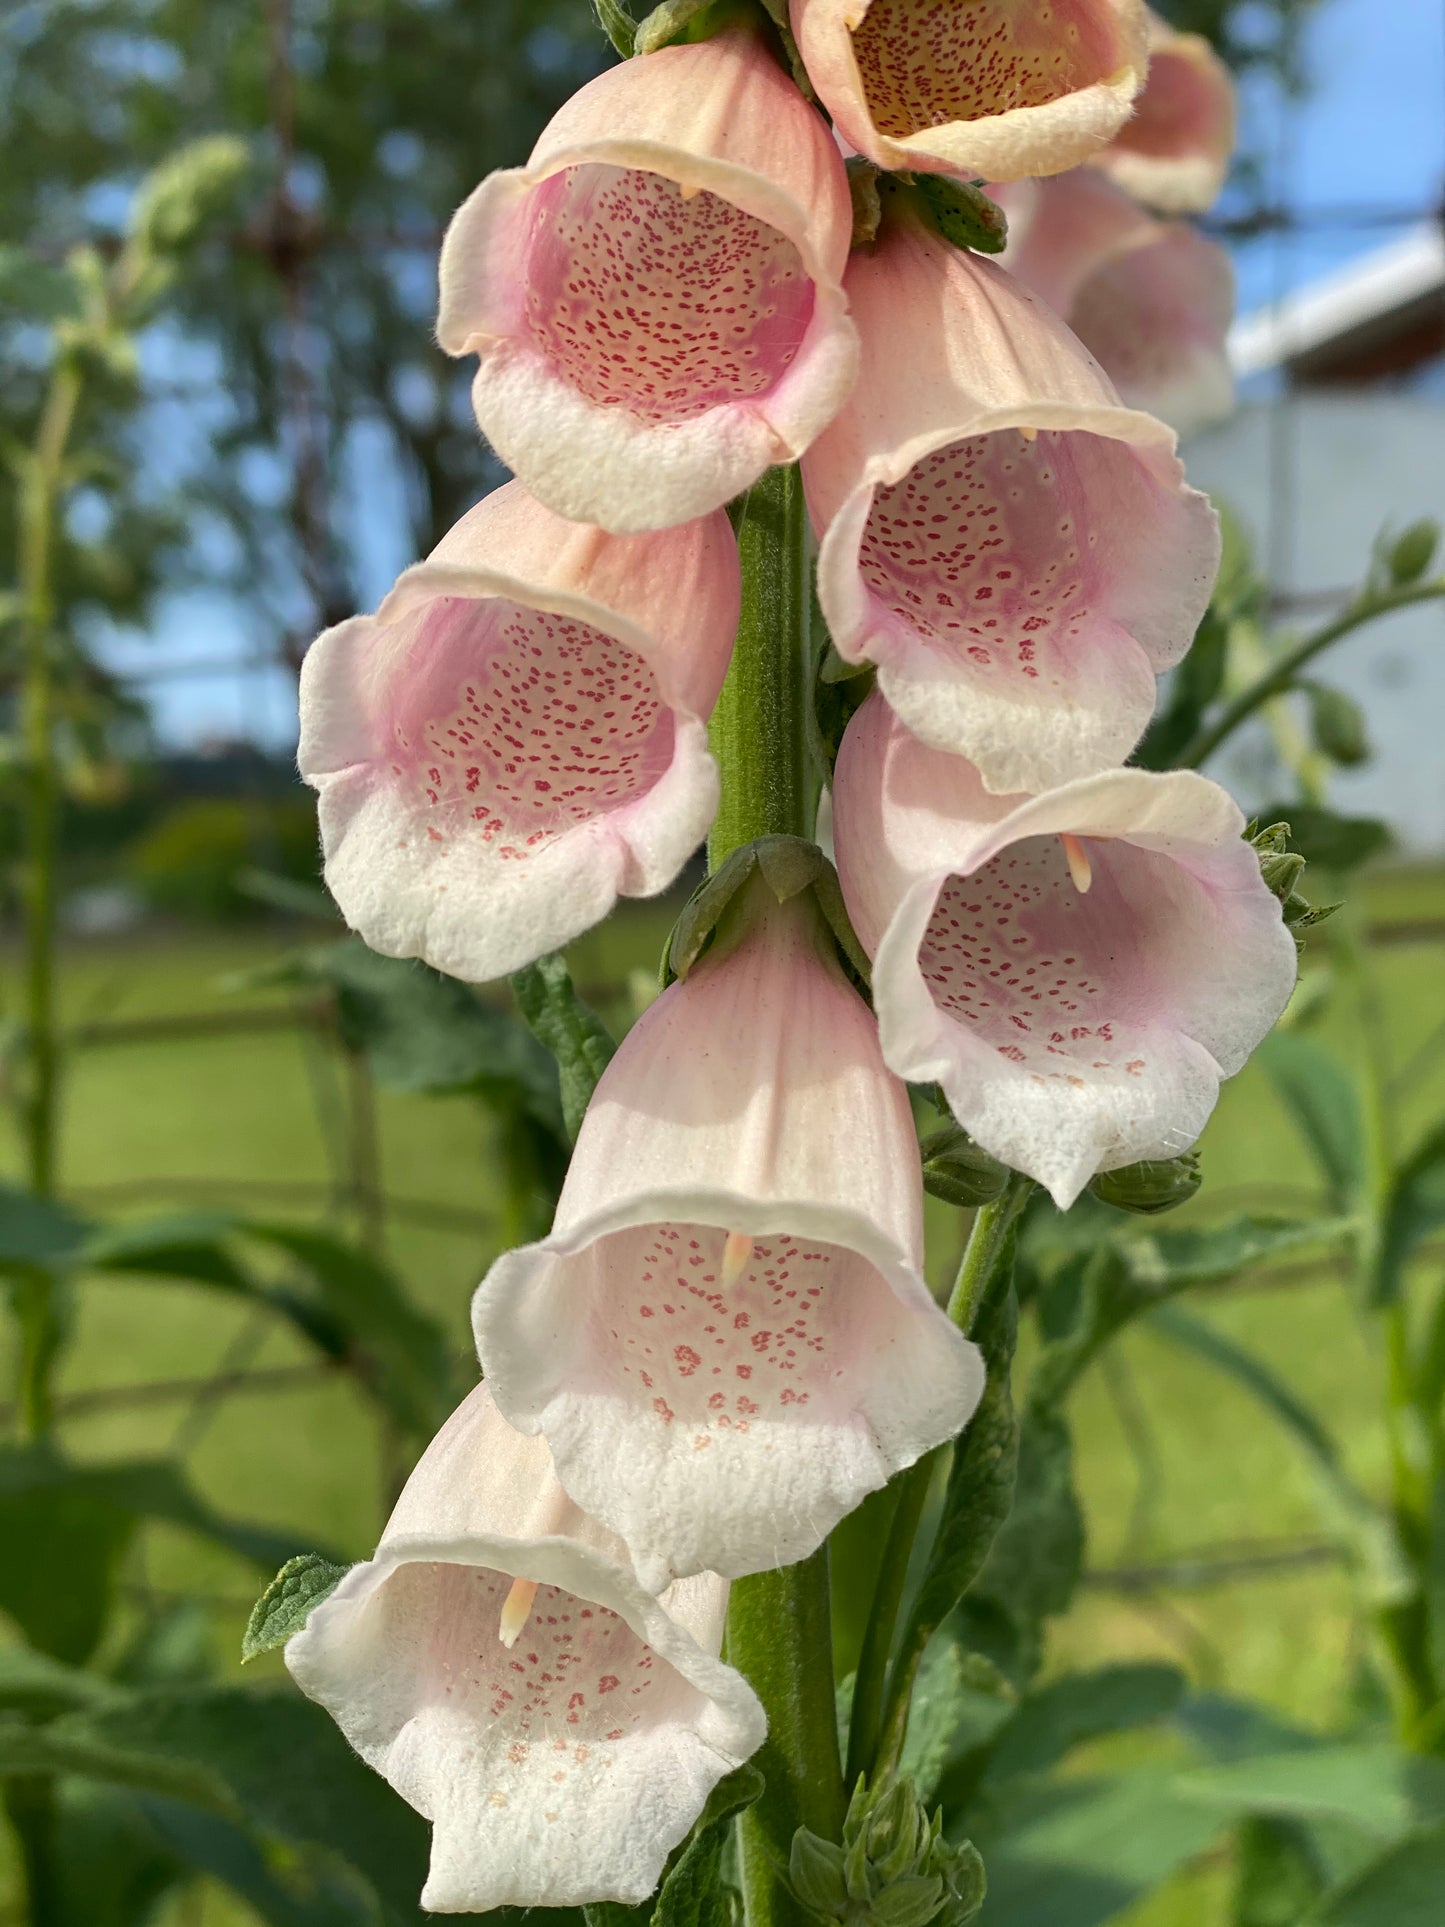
498,1576,539,1650
721,1230,755,1291
1018,424,1038,443
678,179,702,201
1061,833,1093,894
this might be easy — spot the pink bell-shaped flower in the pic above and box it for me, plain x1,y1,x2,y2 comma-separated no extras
1089,7,1236,213
287,1384,764,1913
472,886,984,1593
998,169,1235,437
437,28,857,533
790,0,1148,183
297,481,739,982
833,692,1297,1209
802,201,1219,795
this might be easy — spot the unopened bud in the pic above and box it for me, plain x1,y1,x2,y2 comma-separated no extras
905,173,1008,256
130,136,249,255
1387,518,1439,585
1304,683,1369,767
921,1123,1010,1209
1090,1151,1201,1216
790,1828,850,1919
790,1775,985,1926
1258,848,1306,903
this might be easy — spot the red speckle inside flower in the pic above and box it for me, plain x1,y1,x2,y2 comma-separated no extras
385,596,672,859
850,0,1122,139
522,165,815,422
376,1562,703,1778
918,832,1211,1088
589,1224,909,1437
858,429,1142,692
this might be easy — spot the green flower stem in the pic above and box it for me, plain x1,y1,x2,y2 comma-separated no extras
12,354,82,1451
731,1549,846,1927
868,1178,1030,1780
1179,576,1445,770
707,464,813,865
711,462,840,1924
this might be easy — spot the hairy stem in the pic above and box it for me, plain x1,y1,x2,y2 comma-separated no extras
1180,577,1445,770
712,465,840,1923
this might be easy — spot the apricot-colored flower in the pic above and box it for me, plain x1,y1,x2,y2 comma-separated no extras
472,889,984,1592
802,202,1219,794
999,169,1234,436
298,481,738,981
437,29,857,532
832,692,1297,1207
790,0,1148,182
1090,7,1236,213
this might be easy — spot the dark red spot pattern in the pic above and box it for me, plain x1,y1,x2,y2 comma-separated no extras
920,834,1184,1087
851,0,1122,139
858,429,1134,689
522,164,815,421
386,596,672,861
378,1562,700,1792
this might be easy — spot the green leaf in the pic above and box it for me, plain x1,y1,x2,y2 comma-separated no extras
968,1407,1085,1681
901,1631,1016,1805
510,952,617,1140
1309,1819,1445,1924
985,1664,1186,1785
242,1220,452,1435
1233,1814,1329,1927
81,1210,255,1292
0,1181,92,1269
973,1769,1226,1927
902,1248,1019,1649
1152,1308,1414,1608
653,1762,764,1926
1253,805,1392,873
1176,1746,1445,1843
0,1645,118,1719
0,1448,327,1663
242,1553,349,1661
1258,1032,1365,1212
1375,1119,1445,1307
138,1795,383,1927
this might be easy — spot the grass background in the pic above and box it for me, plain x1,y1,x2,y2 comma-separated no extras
2,864,1442,1924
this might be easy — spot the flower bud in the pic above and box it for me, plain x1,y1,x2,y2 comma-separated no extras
791,1775,985,1926
1387,518,1440,585
920,1121,1011,1209
1304,683,1369,767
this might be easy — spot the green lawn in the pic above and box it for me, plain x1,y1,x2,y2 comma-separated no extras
2,870,1443,1925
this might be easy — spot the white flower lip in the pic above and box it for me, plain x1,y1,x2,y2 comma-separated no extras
285,1385,764,1914
297,481,738,983
833,692,1299,1209
472,896,985,1593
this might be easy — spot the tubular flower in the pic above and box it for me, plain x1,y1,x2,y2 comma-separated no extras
286,1384,764,1914
436,29,857,533
472,888,985,1593
297,481,738,983
832,692,1297,1208
790,0,1148,182
802,204,1219,795
998,169,1235,436
1089,7,1236,213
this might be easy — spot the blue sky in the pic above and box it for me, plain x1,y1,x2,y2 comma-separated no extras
117,0,1445,751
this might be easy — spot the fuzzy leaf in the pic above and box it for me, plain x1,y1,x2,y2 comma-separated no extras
654,1762,764,1927
1258,1032,1364,1211
510,952,617,1141
1309,1819,1445,1924
242,1553,349,1661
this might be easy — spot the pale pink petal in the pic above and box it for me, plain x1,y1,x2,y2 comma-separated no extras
437,29,857,532
833,692,1297,1207
803,209,1219,793
287,1387,763,1913
791,0,1148,181
1090,9,1236,213
999,170,1235,436
298,481,738,982
473,896,983,1592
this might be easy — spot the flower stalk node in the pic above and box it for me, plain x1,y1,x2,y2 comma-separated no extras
664,833,870,989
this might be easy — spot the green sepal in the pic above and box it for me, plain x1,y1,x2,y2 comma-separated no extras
1088,1151,1202,1217
591,0,638,55
902,174,1008,255
242,1552,349,1661
920,1123,1011,1210
847,159,884,248
663,835,870,989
